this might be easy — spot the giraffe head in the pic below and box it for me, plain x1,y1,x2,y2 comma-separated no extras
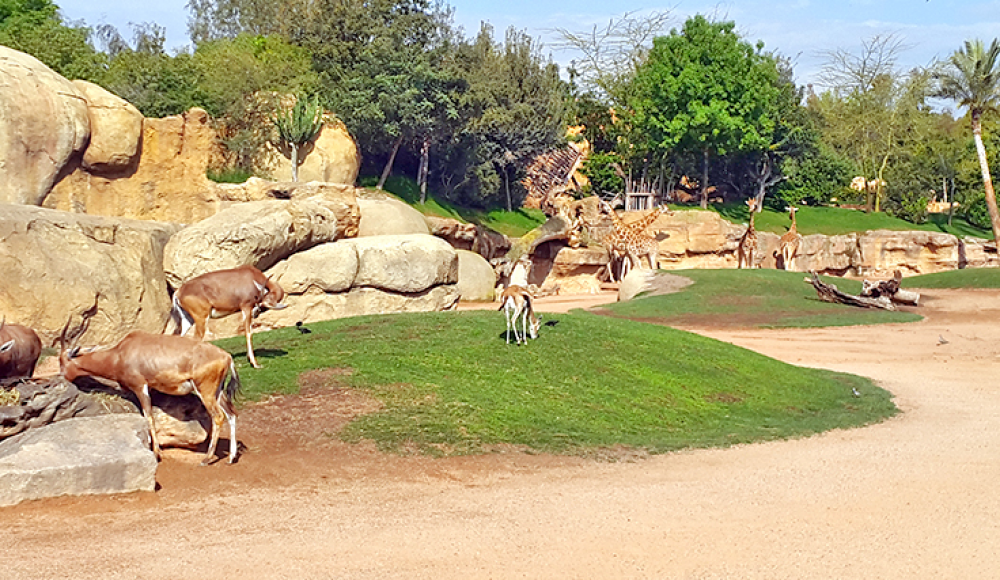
785,206,798,217
746,198,758,213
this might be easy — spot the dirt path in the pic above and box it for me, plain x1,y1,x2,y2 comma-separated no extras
4,289,1000,579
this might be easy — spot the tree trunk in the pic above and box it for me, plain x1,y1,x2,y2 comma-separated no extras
417,135,430,204
805,272,895,310
377,135,404,190
972,113,1000,243
504,168,512,212
291,145,300,182
947,177,955,227
700,149,710,210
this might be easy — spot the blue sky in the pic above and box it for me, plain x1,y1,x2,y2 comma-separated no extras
55,0,1000,90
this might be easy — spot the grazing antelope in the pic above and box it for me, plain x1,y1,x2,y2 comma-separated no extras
169,265,287,368
0,317,42,380
499,285,541,345
60,317,242,465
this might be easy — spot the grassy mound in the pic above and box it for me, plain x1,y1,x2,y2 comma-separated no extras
216,309,895,457
601,269,923,328
905,268,1000,289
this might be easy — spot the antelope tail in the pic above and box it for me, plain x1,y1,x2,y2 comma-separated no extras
168,294,194,335
218,359,242,417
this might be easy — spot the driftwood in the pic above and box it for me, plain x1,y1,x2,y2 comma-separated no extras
861,270,920,306
805,272,896,310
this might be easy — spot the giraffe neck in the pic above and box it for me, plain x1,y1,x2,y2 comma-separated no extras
789,210,797,235
625,207,664,234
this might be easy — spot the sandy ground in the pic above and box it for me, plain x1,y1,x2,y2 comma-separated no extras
4,287,1000,579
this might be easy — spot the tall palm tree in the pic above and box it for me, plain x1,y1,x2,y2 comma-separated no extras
935,39,1000,242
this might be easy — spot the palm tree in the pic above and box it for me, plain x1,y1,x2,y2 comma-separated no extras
935,39,1000,242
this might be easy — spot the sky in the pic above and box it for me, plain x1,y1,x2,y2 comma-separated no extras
54,0,1000,94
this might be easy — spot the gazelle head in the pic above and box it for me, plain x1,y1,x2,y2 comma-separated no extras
528,314,541,340
255,277,288,311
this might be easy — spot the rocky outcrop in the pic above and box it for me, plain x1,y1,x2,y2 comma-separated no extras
0,414,157,507
44,108,223,223
456,250,497,302
162,196,359,287
357,198,431,236
540,247,609,294
259,121,360,184
72,80,143,173
426,216,511,261
0,204,180,346
0,46,89,206
211,234,460,335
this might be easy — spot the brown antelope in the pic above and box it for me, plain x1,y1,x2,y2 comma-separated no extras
0,317,42,380
169,265,287,368
60,317,242,465
499,285,541,345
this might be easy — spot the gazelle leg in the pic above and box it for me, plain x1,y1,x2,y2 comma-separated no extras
138,384,161,460
243,309,260,368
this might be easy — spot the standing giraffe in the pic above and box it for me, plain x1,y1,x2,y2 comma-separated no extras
594,200,672,281
778,206,801,270
737,198,759,269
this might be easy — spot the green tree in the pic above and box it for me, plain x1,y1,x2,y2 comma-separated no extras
0,0,107,82
629,15,782,208
934,38,1000,242
273,95,323,181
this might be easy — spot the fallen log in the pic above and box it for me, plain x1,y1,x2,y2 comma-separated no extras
804,272,895,310
861,270,920,306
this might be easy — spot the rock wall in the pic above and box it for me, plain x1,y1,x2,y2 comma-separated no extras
0,204,180,346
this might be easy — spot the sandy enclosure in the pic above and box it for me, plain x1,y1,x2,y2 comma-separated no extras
3,288,1000,579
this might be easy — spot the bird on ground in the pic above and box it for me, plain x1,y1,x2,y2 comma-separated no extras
938,335,949,346
295,321,312,334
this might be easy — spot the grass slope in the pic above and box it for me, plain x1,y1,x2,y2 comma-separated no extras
217,309,895,457
905,268,1000,289
602,269,923,328
691,203,991,238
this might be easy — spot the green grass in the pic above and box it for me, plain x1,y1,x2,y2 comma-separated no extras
701,203,991,238
359,175,546,237
905,268,1000,289
602,269,923,328
215,309,896,457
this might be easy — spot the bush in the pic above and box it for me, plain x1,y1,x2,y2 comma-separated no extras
964,195,992,230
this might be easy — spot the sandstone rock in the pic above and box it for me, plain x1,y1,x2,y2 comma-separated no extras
0,204,180,345
0,415,157,507
44,108,224,223
857,230,960,276
260,121,361,184
456,250,497,302
72,80,143,172
346,234,458,293
0,46,89,206
618,269,658,302
149,393,210,449
162,198,355,287
267,242,359,295
358,198,430,236
542,246,609,294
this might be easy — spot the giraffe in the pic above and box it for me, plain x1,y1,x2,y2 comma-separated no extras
778,205,801,270
594,200,672,282
737,198,759,269
499,285,540,345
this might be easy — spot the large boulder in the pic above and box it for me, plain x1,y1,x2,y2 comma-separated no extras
456,250,497,302
856,230,960,276
0,46,89,206
541,246,610,294
45,108,223,223
211,235,460,336
357,198,430,236
259,121,361,184
0,415,157,507
0,204,180,346
162,196,359,287
72,80,143,173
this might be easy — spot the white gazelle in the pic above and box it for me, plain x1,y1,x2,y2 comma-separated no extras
499,285,541,345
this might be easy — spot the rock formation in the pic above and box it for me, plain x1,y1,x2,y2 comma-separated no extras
72,80,143,172
0,204,180,346
0,46,89,206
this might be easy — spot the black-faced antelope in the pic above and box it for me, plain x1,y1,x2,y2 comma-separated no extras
169,265,287,368
60,319,242,465
499,285,541,345
0,317,42,380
